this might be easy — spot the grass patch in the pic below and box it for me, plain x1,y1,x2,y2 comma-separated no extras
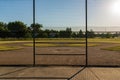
0,38,85,43
35,38,85,43
68,44,98,47
0,38,120,44
101,46,120,51
0,46,23,51
0,41,32,44
88,38,120,43
24,43,98,47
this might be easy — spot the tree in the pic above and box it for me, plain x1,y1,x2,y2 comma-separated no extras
113,32,119,38
59,30,66,38
72,32,77,38
100,33,106,38
30,23,43,32
0,22,5,31
100,33,112,38
0,22,8,38
42,32,48,38
49,30,58,38
78,30,84,38
65,28,72,38
105,32,112,38
30,23,43,37
95,33,101,38
7,21,28,38
87,30,95,38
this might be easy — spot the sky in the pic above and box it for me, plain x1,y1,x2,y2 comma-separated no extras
0,0,120,31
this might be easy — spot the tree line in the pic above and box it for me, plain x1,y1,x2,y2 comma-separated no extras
0,21,119,38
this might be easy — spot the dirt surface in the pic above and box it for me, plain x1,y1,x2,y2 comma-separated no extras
88,42,120,66
0,66,82,80
0,67,120,80
0,42,120,66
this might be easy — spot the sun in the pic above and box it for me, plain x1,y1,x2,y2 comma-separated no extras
111,0,120,15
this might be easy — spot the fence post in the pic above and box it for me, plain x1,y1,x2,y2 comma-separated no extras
33,0,36,66
85,0,88,67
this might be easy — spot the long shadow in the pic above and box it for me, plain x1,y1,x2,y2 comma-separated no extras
0,66,69,80
68,67,86,80
0,67,29,76
0,77,68,79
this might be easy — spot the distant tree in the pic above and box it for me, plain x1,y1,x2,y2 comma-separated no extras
24,27,32,38
0,22,5,31
44,29,51,38
30,23,42,38
49,30,59,38
72,32,77,38
78,30,84,38
7,21,27,32
58,28,72,38
95,33,101,38
7,21,28,38
65,28,72,38
42,32,48,38
63,28,72,38
100,33,112,38
87,30,95,38
112,32,119,38
105,32,112,38
30,23,43,32
100,33,106,38
59,30,66,38
35,30,43,38
0,22,9,38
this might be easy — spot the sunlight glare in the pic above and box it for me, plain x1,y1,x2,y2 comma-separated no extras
111,0,120,16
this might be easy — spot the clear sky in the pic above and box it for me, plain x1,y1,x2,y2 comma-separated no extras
0,0,120,29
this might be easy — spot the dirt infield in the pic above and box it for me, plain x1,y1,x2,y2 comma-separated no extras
0,42,120,66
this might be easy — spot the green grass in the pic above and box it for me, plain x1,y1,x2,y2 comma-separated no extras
24,43,98,47
101,46,120,51
0,41,32,44
35,38,85,43
0,46,23,51
88,38,120,43
34,38,120,43
0,38,84,44
0,38,120,45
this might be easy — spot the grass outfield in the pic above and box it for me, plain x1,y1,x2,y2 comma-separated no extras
88,38,120,43
0,38,119,51
0,41,32,44
0,46,23,51
101,46,120,51
24,43,98,47
0,38,120,43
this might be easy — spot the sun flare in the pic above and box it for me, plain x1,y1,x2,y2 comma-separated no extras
111,0,120,15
